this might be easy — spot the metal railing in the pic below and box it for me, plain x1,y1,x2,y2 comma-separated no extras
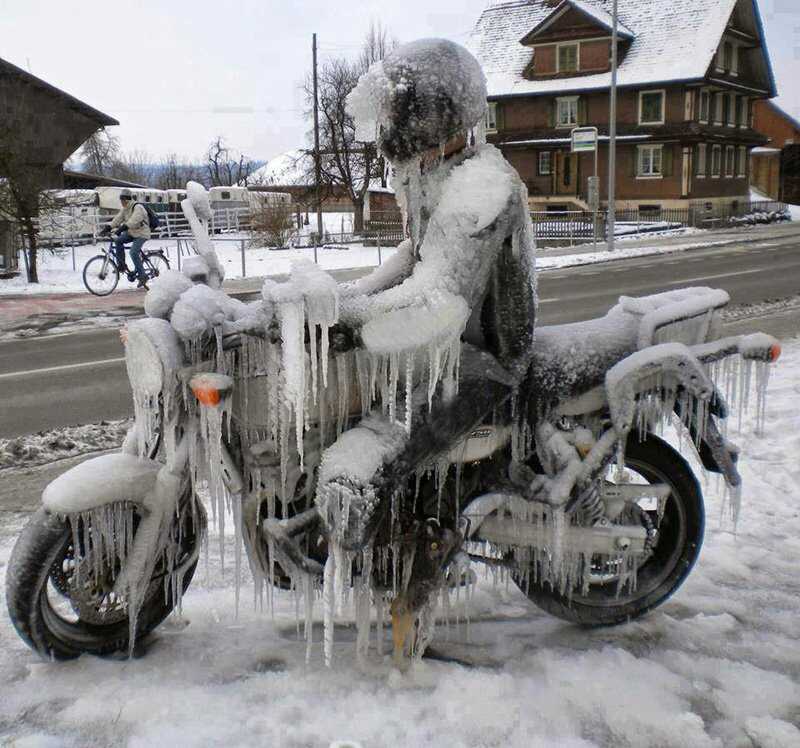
531,200,789,244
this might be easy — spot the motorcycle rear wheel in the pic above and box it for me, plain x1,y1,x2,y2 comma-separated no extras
6,503,202,660
516,433,704,627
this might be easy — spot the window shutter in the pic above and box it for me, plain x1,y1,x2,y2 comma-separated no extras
578,98,588,125
663,146,674,177
548,100,556,128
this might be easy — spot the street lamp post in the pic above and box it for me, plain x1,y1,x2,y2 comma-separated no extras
607,0,619,252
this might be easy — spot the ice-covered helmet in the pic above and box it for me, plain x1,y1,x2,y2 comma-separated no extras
348,38,488,163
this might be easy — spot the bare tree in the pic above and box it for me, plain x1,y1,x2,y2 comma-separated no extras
302,24,397,233
357,20,398,74
108,149,155,186
206,137,257,187
79,129,120,175
157,153,202,190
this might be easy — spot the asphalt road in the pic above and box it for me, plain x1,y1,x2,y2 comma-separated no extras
2,230,799,438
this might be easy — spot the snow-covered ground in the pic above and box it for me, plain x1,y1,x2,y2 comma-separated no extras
1,340,799,746
0,239,394,296
0,420,131,470
536,237,737,271
0,232,720,297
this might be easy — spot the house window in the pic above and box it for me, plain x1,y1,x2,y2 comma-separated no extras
714,93,724,125
557,43,579,73
737,146,748,177
725,146,736,177
740,97,749,128
639,90,665,125
722,95,731,127
723,41,733,71
711,145,722,177
638,144,663,177
731,44,739,75
221,191,231,200
727,93,736,126
485,102,498,132
735,96,744,127
699,90,710,123
696,143,707,177
538,151,552,176
556,96,579,127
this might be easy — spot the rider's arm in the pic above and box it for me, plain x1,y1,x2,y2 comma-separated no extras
109,209,125,230
340,238,416,298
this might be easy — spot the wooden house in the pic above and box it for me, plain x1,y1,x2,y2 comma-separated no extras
469,0,777,214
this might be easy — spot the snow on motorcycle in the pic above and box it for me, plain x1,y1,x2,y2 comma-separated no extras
6,40,782,667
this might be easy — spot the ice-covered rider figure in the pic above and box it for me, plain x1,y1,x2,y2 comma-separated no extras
316,39,537,555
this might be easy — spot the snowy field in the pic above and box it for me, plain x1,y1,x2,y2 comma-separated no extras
1,341,799,747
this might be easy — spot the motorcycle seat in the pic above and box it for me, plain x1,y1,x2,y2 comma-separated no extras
527,307,640,410
526,287,729,411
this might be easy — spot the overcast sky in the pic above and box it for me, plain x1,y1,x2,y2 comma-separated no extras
1,0,797,165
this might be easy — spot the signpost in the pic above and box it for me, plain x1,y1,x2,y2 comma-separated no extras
572,127,600,248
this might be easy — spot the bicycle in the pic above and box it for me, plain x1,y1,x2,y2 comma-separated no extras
82,237,170,296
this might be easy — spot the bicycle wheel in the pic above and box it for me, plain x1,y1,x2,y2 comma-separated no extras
83,255,119,296
145,252,169,279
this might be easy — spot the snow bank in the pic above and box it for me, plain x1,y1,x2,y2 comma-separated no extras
0,420,130,470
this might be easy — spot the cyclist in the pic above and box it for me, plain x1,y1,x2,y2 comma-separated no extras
100,189,151,287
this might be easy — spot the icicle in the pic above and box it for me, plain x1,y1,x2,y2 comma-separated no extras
304,573,314,664
404,351,414,434
754,360,771,436
278,299,306,468
375,593,385,657
197,387,232,571
308,319,319,405
355,547,373,663
336,355,350,435
322,551,336,668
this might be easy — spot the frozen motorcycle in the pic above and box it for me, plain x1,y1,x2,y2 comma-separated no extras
4,36,783,663
5,268,781,661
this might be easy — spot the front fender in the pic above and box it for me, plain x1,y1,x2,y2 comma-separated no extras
42,453,162,515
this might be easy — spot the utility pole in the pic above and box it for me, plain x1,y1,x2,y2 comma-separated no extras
312,32,323,243
607,0,619,252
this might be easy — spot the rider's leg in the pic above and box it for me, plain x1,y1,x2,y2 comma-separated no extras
315,346,514,551
113,231,131,270
129,238,147,281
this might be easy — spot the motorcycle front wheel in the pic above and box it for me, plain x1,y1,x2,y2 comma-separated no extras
516,433,704,627
6,501,203,660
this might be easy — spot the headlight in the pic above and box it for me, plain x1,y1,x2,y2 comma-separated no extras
125,319,184,398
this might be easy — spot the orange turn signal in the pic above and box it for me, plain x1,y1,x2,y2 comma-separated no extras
189,373,233,407
192,384,221,407
769,343,782,363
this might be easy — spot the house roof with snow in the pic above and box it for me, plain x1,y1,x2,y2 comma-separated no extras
251,149,313,187
469,0,777,99
520,0,635,44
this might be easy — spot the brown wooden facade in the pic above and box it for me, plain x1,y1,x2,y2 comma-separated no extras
750,101,800,201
